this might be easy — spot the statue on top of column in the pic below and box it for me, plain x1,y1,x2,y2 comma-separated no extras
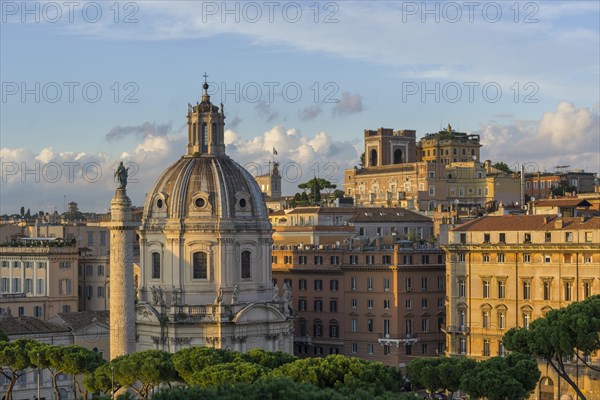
115,161,129,190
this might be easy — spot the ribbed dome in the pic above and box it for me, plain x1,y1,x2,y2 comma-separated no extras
143,155,267,221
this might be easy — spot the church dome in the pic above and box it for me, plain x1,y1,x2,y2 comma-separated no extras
143,155,267,221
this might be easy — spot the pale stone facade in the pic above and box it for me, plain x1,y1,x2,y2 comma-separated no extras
135,82,293,354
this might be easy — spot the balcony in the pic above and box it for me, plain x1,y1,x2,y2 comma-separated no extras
294,335,312,344
441,324,470,335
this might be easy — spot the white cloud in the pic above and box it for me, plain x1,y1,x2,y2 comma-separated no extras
479,102,600,172
1,125,359,214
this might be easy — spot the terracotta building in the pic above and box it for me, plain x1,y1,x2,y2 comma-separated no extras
443,214,600,400
272,242,446,369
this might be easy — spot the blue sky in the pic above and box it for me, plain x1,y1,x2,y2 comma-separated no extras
1,1,599,214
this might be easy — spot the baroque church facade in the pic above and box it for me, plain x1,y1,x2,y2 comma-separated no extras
120,81,293,354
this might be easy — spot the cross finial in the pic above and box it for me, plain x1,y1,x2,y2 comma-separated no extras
203,72,208,83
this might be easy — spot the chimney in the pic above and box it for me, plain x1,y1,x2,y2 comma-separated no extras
555,219,563,229
543,216,550,224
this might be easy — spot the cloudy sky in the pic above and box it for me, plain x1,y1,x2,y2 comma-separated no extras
1,1,599,214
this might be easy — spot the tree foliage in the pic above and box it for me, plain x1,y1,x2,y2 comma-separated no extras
407,357,476,395
0,339,40,400
503,295,600,400
460,353,539,400
492,161,513,173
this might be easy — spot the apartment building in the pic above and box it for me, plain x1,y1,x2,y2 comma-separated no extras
272,242,446,369
0,240,79,319
525,170,596,199
443,214,600,399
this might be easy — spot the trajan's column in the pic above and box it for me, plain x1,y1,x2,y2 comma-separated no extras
107,162,139,359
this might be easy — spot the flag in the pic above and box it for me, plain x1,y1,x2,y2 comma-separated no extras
273,147,278,155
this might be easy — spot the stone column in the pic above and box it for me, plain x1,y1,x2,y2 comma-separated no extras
108,188,138,360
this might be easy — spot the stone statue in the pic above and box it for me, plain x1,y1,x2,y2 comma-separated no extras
115,161,129,189
231,284,239,304
272,283,280,302
171,286,180,306
214,288,223,304
188,102,192,113
283,282,292,302
151,286,164,305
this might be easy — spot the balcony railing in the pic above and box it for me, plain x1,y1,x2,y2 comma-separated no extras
441,324,470,334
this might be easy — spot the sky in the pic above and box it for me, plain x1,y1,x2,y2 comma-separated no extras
1,1,599,214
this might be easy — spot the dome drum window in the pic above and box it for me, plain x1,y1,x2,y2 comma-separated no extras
151,192,169,216
234,191,252,215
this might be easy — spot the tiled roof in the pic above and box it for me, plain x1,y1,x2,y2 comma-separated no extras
533,198,592,207
0,316,71,335
55,310,110,331
452,215,600,231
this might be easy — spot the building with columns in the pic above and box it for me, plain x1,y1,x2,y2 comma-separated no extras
134,80,293,354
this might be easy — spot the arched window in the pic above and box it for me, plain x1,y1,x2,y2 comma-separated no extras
212,122,217,144
313,319,323,337
370,149,377,166
193,252,207,279
241,251,251,279
329,319,339,338
201,123,208,152
298,318,307,336
151,252,160,279
394,149,403,164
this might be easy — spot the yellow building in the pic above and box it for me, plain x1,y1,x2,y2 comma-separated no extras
417,124,481,164
443,214,600,400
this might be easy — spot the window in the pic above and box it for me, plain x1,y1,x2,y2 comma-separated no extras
314,346,323,356
350,255,358,265
152,252,161,279
367,299,374,309
482,311,490,328
405,345,412,355
422,255,430,264
100,231,107,246
458,253,466,262
384,299,390,309
12,278,21,292
24,279,33,294
298,318,307,336
482,253,490,263
18,306,24,316
429,185,435,196
34,306,42,317
366,255,374,265
405,299,412,309
458,280,466,297
421,277,428,291
87,231,94,245
564,281,572,301
421,318,429,332
329,347,339,355
63,305,71,313
37,279,45,295
351,318,357,332
351,343,358,353
59,261,71,269
97,265,104,276
498,281,506,299
1,278,8,292
458,310,466,327
437,276,444,291
298,299,307,311
384,277,390,291
299,279,307,290
193,252,208,279
1,261,7,268
421,298,428,309
314,256,323,265
483,339,490,356
523,233,531,243
438,297,444,308
564,253,573,263
405,319,413,336
330,300,338,312
330,256,339,265
298,256,307,264
583,254,592,263
459,338,467,354
314,279,323,291
330,280,338,291
329,322,339,338
498,342,505,357
545,232,552,242
584,231,593,242
404,255,413,264
240,251,252,279
86,264,93,276
523,281,531,300
367,344,374,354
543,254,551,263
499,233,506,243
482,280,490,298
384,319,390,335
543,281,551,300
313,320,323,337
351,277,357,291
483,233,491,243
565,232,573,242
97,286,105,298
583,282,592,299
367,319,374,332
523,253,531,263
351,298,357,308
367,277,373,291
523,312,531,328
314,300,322,312
86,285,93,299
405,277,412,292
460,233,467,244
497,253,505,263
498,311,506,329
